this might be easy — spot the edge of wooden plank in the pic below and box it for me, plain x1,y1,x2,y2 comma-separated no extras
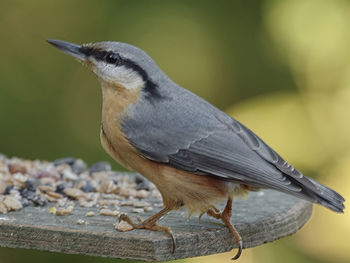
152,199,313,261
0,198,312,261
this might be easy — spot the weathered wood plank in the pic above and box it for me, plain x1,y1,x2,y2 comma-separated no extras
0,172,312,261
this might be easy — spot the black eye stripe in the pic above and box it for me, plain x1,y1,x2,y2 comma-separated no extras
79,47,122,65
79,46,150,81
79,46,103,60
79,46,164,101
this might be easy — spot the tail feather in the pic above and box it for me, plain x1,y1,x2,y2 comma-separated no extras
307,177,345,213
271,175,345,213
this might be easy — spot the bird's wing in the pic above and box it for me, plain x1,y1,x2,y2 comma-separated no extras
127,112,303,192
122,85,344,212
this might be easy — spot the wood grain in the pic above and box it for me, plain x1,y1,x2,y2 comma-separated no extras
0,172,312,261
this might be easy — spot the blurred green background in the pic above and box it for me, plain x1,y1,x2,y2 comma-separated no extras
0,0,349,262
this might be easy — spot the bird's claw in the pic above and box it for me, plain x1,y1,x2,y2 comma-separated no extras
118,213,176,253
206,200,243,260
231,240,243,260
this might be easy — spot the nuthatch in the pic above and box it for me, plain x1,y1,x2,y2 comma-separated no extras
47,39,345,260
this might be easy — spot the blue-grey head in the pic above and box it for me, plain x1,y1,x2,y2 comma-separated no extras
47,39,165,98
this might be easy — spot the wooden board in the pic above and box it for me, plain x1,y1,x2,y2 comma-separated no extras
0,172,313,261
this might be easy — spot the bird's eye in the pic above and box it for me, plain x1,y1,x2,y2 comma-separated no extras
105,52,120,64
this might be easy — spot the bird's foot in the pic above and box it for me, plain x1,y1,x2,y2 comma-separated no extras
206,199,243,260
222,213,242,260
199,205,220,222
119,213,176,253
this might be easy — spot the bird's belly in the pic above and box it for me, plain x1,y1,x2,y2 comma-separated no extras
136,161,249,215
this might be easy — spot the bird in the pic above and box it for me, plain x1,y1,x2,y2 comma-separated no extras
47,39,345,260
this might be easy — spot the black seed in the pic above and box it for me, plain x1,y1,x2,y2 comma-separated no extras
25,179,37,192
56,183,67,194
53,157,76,166
88,162,111,174
135,181,150,191
81,181,95,193
20,189,36,200
33,196,47,206
135,175,144,184
5,185,13,195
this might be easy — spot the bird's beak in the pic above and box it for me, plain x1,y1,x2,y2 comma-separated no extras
47,39,86,61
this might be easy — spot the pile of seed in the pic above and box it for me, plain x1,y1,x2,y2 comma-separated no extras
0,154,162,219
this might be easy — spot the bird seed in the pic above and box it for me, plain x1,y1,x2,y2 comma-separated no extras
0,155,162,218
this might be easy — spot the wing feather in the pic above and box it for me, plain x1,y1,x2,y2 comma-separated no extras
122,83,344,212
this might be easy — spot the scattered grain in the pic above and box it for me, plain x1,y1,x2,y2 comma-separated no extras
8,163,27,175
144,206,154,212
134,201,151,208
115,220,133,232
0,155,161,218
86,211,95,217
120,200,134,207
3,196,22,212
49,207,57,214
131,208,144,213
77,219,88,225
55,205,74,216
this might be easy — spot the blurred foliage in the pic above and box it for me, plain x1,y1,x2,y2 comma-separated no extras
0,0,348,263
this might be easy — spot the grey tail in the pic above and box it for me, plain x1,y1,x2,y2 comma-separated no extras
281,176,345,213
305,177,345,213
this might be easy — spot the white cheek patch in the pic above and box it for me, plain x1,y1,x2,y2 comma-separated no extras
114,66,145,90
92,61,144,90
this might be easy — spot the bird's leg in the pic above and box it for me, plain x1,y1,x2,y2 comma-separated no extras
199,205,220,222
119,206,176,252
222,198,243,260
206,206,222,219
206,197,243,260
